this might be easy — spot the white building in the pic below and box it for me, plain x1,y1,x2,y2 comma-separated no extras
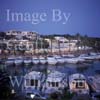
6,30,38,40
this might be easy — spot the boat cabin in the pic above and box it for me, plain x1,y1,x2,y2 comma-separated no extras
23,71,45,94
45,71,67,94
69,73,89,94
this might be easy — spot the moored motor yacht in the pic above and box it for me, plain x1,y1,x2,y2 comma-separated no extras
54,55,65,64
47,56,57,65
14,56,23,65
62,54,85,64
44,70,67,94
89,52,100,60
6,56,15,65
79,54,95,61
66,57,84,64
23,71,45,94
39,56,47,64
24,57,32,65
69,73,89,94
32,57,40,64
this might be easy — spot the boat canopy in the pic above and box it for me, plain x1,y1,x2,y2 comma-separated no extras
24,71,42,80
47,71,66,82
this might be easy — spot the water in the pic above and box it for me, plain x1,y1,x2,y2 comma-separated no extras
1,60,100,93
4,61,100,76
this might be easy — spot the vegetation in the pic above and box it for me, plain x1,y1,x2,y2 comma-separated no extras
0,69,11,99
0,32,100,52
41,33,100,51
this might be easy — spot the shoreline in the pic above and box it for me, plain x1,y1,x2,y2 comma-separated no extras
0,49,99,59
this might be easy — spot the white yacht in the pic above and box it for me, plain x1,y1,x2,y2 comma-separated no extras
39,56,47,64
96,53,100,60
24,57,32,65
54,55,65,64
89,52,100,60
66,58,82,64
6,56,15,65
32,57,40,64
79,54,95,60
23,71,45,94
44,71,67,94
69,73,89,94
47,56,57,65
14,56,23,65
63,54,85,64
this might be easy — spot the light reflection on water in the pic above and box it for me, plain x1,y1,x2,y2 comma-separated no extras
5,60,100,76
1,60,100,93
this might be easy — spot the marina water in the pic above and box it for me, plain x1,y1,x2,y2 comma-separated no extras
1,60,100,93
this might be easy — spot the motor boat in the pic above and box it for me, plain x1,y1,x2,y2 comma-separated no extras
39,56,47,64
54,55,65,64
32,57,40,64
24,57,32,65
89,52,100,60
23,71,45,94
47,56,57,65
63,54,85,64
79,54,95,61
69,73,89,94
14,56,23,65
44,70,67,94
6,56,15,65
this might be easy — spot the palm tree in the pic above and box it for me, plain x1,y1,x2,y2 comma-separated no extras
33,41,36,55
58,40,61,55
82,35,89,50
47,35,54,55
50,38,53,55
68,37,71,52
64,34,72,53
36,35,39,55
75,33,81,51
0,32,6,40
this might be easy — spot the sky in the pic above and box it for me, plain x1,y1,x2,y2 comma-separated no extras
0,0,100,37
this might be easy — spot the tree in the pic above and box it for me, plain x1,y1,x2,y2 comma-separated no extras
58,40,61,55
50,38,53,54
68,37,71,52
0,70,11,99
75,33,82,51
0,32,6,40
64,34,72,52
82,35,89,50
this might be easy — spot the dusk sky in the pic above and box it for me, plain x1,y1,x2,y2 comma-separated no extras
0,0,100,37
